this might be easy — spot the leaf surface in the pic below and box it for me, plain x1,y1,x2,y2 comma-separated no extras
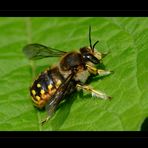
0,17,147,131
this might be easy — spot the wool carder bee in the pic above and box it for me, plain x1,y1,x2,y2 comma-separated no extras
23,26,112,125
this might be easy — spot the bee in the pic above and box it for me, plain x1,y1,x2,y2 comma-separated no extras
23,26,112,125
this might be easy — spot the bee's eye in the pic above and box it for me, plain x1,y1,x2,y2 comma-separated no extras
83,53,100,64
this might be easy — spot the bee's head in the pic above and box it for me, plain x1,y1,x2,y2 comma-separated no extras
80,26,107,64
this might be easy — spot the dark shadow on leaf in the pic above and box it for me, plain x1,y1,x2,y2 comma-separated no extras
50,88,93,130
96,62,106,69
141,117,148,131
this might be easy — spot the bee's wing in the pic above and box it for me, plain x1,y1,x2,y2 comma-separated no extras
41,72,75,125
23,43,67,60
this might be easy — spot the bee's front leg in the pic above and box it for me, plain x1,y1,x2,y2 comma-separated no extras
76,84,111,100
86,64,113,76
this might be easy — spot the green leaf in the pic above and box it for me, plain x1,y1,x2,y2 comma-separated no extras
0,17,148,131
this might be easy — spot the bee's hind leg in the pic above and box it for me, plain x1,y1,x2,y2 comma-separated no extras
76,84,111,100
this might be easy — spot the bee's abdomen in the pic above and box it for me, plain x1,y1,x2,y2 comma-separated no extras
30,67,65,109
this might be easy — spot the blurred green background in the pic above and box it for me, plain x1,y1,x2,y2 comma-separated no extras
0,17,148,131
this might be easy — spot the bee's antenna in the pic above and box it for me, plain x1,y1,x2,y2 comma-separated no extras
93,40,99,50
89,25,93,50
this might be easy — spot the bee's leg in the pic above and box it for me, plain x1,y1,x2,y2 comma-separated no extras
76,84,111,100
86,64,113,76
